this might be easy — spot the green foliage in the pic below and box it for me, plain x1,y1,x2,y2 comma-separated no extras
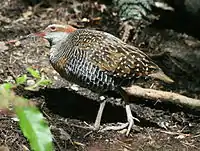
0,83,12,109
25,67,52,91
0,67,54,151
0,82,13,91
38,79,52,86
27,67,41,79
113,0,153,20
15,103,53,151
16,74,27,85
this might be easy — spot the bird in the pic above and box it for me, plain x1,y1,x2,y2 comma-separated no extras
31,24,174,136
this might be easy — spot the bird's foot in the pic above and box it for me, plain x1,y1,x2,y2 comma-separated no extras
79,121,100,131
100,117,139,136
83,122,129,136
74,100,106,137
100,105,139,136
100,122,129,132
125,107,140,136
79,122,102,137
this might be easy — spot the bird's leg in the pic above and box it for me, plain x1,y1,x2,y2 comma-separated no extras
83,99,107,131
119,88,140,135
74,99,107,137
93,99,107,130
125,104,140,135
101,88,139,136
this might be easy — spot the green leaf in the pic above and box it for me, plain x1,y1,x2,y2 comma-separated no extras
16,74,27,85
38,79,52,86
0,83,13,91
0,85,11,109
27,67,41,79
15,98,53,151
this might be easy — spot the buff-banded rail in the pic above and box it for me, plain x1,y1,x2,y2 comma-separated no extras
32,24,174,136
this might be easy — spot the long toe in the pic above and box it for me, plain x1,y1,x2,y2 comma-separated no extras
81,121,101,131
125,104,140,136
99,116,138,135
99,105,140,135
80,124,101,138
126,115,137,136
100,123,129,132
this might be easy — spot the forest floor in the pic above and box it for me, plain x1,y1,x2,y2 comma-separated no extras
0,0,200,150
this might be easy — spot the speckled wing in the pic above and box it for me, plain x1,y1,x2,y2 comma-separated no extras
74,29,160,79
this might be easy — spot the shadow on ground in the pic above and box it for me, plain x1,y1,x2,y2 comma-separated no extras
39,88,127,124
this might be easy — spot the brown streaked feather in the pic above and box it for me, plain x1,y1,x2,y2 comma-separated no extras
51,56,68,75
72,30,160,78
65,29,173,83
91,50,123,72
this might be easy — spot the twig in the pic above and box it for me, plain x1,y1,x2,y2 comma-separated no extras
181,141,199,149
40,102,51,121
158,130,190,136
124,85,200,109
52,137,62,151
191,133,200,138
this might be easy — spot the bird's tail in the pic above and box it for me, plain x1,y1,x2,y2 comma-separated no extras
149,70,174,83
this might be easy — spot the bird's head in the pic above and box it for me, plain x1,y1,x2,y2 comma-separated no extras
32,24,77,46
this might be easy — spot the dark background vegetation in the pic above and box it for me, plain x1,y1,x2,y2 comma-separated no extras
0,0,200,150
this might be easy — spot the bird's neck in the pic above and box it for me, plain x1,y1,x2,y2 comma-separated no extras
49,42,62,62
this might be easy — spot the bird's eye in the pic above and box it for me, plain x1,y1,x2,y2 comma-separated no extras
50,26,56,31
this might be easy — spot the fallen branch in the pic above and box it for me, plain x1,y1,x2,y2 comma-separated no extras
124,85,200,109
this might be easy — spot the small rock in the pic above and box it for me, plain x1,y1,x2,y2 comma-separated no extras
112,12,117,16
175,134,186,139
5,76,14,83
13,51,23,57
14,41,21,47
70,84,79,91
99,96,106,101
0,41,8,52
189,123,193,127
27,58,34,64
53,76,58,80
11,117,19,122
22,10,33,19
82,18,90,22
26,79,35,86
0,69,3,73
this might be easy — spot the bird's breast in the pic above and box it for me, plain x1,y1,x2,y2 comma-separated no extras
66,57,117,93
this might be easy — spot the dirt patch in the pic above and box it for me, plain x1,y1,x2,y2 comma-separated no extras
0,0,200,150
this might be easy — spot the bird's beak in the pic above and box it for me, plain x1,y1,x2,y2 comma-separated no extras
21,31,48,45
21,31,47,41
30,31,46,38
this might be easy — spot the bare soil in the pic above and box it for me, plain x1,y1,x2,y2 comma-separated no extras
0,0,200,151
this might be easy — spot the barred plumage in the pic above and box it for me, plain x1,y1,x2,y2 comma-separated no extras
49,28,172,93
33,24,174,136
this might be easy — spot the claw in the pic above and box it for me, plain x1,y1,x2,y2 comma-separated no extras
72,100,139,136
97,104,139,136
100,123,129,132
